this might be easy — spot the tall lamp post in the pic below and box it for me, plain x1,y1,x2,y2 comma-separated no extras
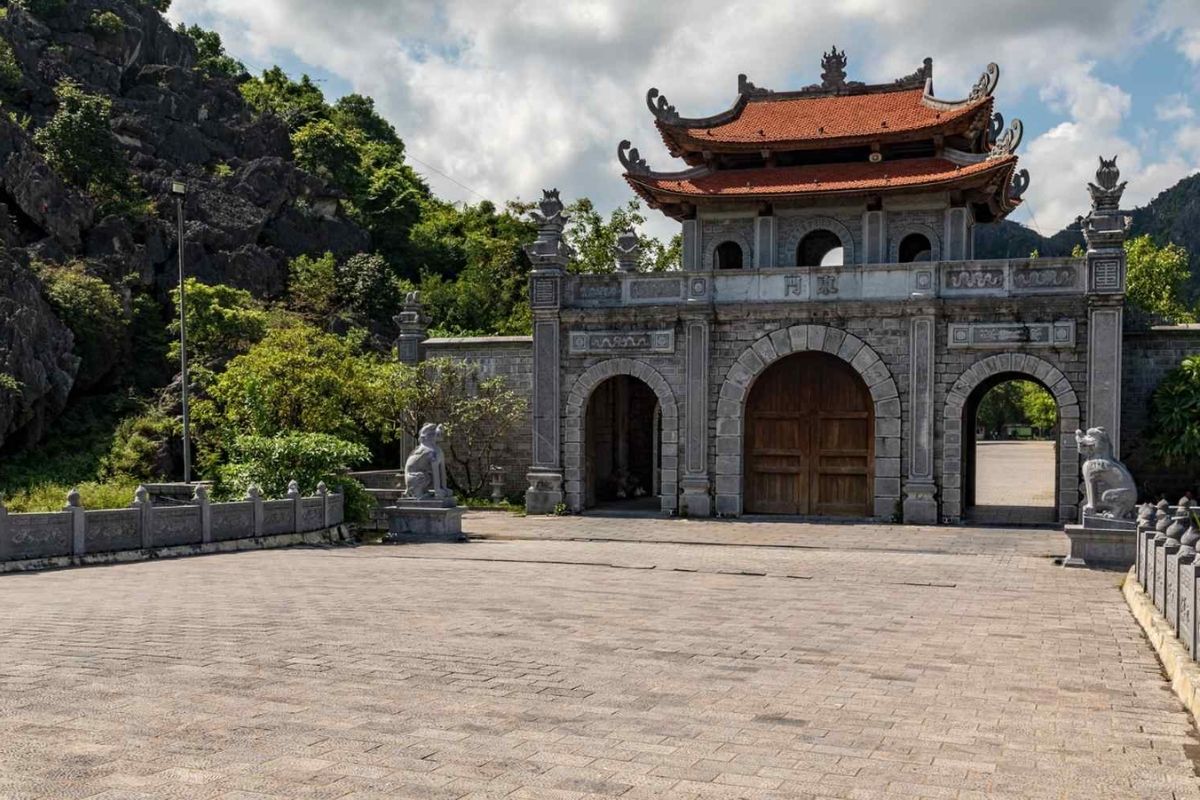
171,180,192,484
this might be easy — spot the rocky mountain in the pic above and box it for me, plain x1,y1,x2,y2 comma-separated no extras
0,0,368,451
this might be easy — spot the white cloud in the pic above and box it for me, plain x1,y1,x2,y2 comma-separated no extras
1156,93,1195,121
169,0,1200,238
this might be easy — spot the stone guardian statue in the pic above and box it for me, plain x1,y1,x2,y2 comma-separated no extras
1075,427,1136,520
404,422,452,500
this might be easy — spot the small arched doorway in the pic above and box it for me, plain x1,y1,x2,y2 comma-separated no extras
714,240,744,270
584,374,662,509
797,230,844,267
744,351,873,515
964,373,1058,525
898,233,932,262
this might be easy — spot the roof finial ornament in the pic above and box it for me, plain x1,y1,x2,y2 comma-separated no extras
989,112,1004,144
615,228,640,273
821,45,849,90
1010,169,1030,200
1094,155,1123,193
1085,155,1127,219
645,88,679,124
988,118,1023,159
968,63,1000,101
618,140,650,176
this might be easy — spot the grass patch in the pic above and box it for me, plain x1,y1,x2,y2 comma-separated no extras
5,479,140,512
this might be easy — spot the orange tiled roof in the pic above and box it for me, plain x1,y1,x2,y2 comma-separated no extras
661,89,988,151
626,156,1016,200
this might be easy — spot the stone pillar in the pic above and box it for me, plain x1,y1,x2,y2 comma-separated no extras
246,484,263,537
393,291,428,365
287,479,302,534
862,208,885,264
65,488,85,557
680,315,711,516
0,497,8,563
943,206,969,261
525,190,569,514
133,485,152,549
317,481,331,529
1082,156,1130,456
754,214,775,268
194,484,212,544
681,217,701,271
903,314,938,523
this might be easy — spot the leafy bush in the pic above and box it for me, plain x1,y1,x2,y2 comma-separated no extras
1150,356,1200,467
216,432,370,500
100,407,175,482
287,252,339,316
1126,236,1196,323
292,119,366,197
170,278,268,367
175,23,245,78
288,252,398,322
87,11,125,36
0,39,22,90
34,80,124,193
5,480,139,513
38,262,129,388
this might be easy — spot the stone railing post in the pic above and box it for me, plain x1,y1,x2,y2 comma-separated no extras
194,484,212,544
0,496,10,563
1180,515,1200,658
246,484,263,537
65,488,85,557
1164,498,1190,628
287,479,301,533
133,485,152,550
615,228,640,273
1082,155,1129,455
1136,502,1155,588
317,482,330,528
524,189,569,514
1153,499,1171,609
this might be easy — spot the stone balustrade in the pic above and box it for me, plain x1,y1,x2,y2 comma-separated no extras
1135,499,1200,657
0,481,346,569
563,257,1085,308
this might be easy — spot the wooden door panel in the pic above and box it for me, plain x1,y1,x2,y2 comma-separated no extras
745,351,872,517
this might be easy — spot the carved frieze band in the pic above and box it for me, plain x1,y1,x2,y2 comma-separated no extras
948,320,1075,349
568,329,676,355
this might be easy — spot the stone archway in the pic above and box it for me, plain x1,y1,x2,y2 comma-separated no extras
777,216,857,266
889,222,942,263
563,358,679,513
714,325,901,517
941,353,1080,524
702,229,753,271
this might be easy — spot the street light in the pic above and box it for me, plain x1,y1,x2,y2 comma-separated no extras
170,179,192,484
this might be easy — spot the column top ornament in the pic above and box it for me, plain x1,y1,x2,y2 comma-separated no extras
524,189,572,272
1082,155,1131,251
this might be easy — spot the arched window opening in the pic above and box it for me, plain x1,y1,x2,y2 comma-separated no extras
797,230,844,267
899,233,932,263
715,240,744,270
965,376,1058,525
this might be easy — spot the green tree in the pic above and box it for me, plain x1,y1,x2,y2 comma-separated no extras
202,324,375,453
1125,235,1196,322
217,431,370,500
88,11,125,37
1019,382,1057,431
240,67,328,132
175,23,246,78
170,278,269,369
287,252,339,317
34,80,124,192
1149,355,1200,468
366,358,526,496
564,198,680,273
292,119,366,197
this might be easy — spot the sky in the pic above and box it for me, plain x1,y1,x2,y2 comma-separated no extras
166,0,1200,242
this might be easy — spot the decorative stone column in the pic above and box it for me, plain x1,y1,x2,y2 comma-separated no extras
524,190,570,514
615,228,640,273
862,206,885,264
903,314,938,523
681,216,702,271
680,314,712,516
754,212,775,268
393,291,427,365
1082,156,1130,456
943,205,969,261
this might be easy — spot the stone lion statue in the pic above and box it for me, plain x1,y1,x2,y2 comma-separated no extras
404,423,453,500
1075,427,1136,520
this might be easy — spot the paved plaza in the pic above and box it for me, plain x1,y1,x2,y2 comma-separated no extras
1,514,1198,799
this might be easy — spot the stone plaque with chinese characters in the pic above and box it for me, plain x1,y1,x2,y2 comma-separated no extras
568,329,676,355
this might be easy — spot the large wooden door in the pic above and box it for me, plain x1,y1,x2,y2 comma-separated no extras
745,352,873,516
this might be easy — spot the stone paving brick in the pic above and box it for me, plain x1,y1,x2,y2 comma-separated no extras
0,515,1198,799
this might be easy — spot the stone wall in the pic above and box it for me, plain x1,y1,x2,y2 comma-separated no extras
0,484,346,571
421,336,534,497
1122,324,1200,497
